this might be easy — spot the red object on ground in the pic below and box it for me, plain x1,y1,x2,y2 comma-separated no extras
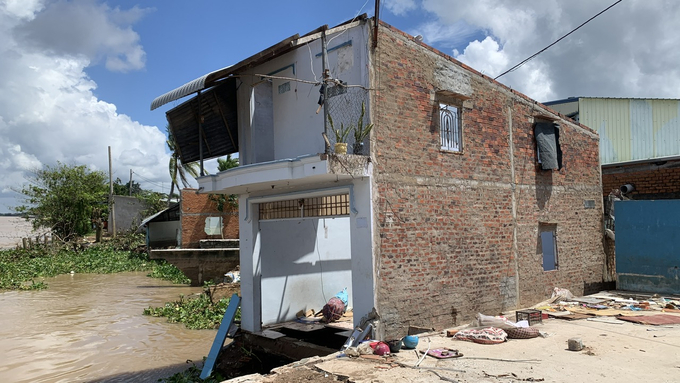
374,342,390,356
617,314,680,325
322,297,345,322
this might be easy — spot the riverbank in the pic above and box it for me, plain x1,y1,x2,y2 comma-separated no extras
0,233,189,290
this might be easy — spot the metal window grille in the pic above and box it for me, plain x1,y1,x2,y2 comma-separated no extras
259,194,349,220
440,103,461,152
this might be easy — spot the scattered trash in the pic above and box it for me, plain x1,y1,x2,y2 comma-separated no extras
483,371,545,381
453,327,508,344
476,313,520,329
506,327,540,339
419,347,463,359
617,314,680,325
402,335,419,349
223,270,240,283
551,287,574,302
515,310,543,326
386,339,402,353
373,342,390,356
321,288,349,323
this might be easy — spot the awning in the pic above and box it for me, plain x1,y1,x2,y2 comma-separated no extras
166,78,238,163
151,65,233,111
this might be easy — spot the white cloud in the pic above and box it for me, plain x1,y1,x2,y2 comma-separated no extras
390,0,680,102
410,20,478,49
0,0,170,212
13,0,148,72
384,0,418,16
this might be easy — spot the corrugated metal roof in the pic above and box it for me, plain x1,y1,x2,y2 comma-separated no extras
150,33,303,111
166,78,239,163
580,98,680,165
151,66,233,110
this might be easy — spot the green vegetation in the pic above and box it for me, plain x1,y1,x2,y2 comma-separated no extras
14,162,109,241
209,154,239,212
167,125,200,206
143,290,239,330
158,360,223,383
0,234,189,290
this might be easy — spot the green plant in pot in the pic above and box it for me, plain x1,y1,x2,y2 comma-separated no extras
329,114,351,154
353,102,373,155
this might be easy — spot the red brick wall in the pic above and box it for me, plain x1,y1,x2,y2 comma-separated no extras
372,23,606,337
602,161,680,198
180,189,239,248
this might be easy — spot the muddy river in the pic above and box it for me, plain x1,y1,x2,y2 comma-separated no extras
0,272,217,382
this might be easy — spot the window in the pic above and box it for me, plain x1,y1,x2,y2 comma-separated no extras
259,194,350,220
534,121,562,170
440,103,462,152
540,226,558,271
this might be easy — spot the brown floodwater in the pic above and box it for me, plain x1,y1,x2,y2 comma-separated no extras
0,272,218,382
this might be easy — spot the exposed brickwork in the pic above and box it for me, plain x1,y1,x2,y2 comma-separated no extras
602,160,680,198
180,189,239,248
371,25,606,338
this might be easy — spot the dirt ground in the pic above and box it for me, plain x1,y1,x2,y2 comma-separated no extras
223,312,680,383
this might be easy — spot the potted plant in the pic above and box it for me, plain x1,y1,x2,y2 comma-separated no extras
352,102,373,155
329,114,351,154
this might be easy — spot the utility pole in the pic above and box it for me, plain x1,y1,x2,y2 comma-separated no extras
129,169,133,196
108,146,116,238
321,29,330,154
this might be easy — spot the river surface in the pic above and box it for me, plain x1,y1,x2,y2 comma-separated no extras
0,272,218,382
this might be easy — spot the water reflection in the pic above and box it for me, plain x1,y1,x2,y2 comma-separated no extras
0,272,217,382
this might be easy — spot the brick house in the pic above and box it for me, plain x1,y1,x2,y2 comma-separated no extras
152,16,607,338
179,188,238,248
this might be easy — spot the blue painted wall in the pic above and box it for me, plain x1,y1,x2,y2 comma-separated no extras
616,200,680,294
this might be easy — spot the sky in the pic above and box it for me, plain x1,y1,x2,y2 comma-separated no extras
1,0,679,213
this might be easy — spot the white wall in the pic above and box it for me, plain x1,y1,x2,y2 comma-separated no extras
238,179,375,332
238,22,371,165
259,217,352,325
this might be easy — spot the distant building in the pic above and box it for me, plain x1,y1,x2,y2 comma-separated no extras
544,97,680,199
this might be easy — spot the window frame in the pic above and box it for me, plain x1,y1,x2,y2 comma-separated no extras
258,193,350,221
439,102,463,153
540,226,559,271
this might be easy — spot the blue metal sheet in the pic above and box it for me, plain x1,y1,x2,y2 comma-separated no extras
615,200,680,294
200,294,241,380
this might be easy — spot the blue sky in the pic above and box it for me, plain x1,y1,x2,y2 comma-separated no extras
1,0,679,213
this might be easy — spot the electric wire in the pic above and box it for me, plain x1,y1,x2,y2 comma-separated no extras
494,0,624,80
130,170,167,190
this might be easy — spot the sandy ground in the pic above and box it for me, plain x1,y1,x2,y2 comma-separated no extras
227,313,680,383
0,216,46,249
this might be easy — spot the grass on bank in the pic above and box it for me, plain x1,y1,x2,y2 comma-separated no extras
143,285,241,330
0,234,190,290
158,360,223,383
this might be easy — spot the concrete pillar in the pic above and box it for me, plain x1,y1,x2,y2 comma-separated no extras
239,194,262,332
349,177,376,328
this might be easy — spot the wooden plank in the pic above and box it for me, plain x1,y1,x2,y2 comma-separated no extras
200,294,241,380
282,321,325,332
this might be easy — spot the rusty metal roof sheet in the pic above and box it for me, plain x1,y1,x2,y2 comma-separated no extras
166,78,239,163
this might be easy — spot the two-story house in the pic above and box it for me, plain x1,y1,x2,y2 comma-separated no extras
151,16,608,339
